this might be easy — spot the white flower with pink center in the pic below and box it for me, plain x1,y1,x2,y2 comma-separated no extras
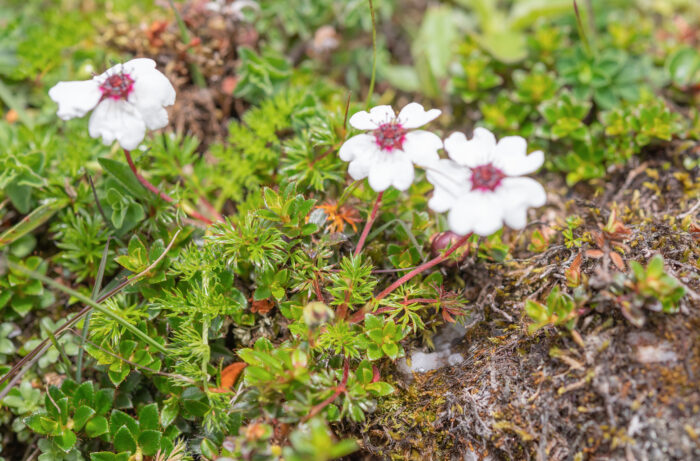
426,127,546,236
339,103,443,192
48,58,176,150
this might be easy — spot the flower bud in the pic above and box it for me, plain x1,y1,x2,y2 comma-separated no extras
303,302,334,327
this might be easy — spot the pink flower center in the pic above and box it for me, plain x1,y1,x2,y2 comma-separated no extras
99,72,134,100
470,163,505,192
373,122,407,151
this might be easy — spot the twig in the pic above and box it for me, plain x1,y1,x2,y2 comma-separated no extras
349,234,472,324
354,191,383,256
86,173,111,227
303,358,349,421
123,149,214,225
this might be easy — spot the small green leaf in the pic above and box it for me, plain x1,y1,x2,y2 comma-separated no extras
138,403,159,431
138,430,162,456
113,425,137,453
73,405,96,431
85,415,109,437
98,158,146,197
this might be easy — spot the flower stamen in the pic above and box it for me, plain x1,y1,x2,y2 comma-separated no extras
373,122,407,151
470,163,505,192
99,72,135,101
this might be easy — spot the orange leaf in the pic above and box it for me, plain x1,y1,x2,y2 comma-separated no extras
585,249,604,259
610,252,626,271
210,362,247,393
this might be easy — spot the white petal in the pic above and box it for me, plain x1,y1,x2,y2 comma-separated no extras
339,134,376,162
500,177,547,208
366,155,414,192
48,80,101,120
367,161,393,192
401,130,442,166
428,186,457,213
138,106,170,130
391,158,415,191
348,158,371,180
503,207,528,229
129,69,176,125
465,193,504,236
89,99,146,150
444,127,497,167
425,159,470,203
499,149,544,176
396,102,441,129
348,105,395,130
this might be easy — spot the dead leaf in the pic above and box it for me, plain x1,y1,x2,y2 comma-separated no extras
610,252,626,271
210,362,247,393
585,249,604,259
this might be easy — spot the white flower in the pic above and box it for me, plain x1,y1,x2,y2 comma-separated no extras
426,127,546,236
48,58,176,150
205,0,259,19
339,102,442,192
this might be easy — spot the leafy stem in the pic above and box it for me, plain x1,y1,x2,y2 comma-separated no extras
123,149,214,225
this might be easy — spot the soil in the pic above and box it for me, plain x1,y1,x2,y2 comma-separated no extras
356,149,700,460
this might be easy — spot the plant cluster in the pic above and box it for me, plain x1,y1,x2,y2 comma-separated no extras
0,0,697,460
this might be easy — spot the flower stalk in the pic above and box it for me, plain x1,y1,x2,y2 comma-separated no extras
349,233,471,324
124,149,214,226
354,191,383,256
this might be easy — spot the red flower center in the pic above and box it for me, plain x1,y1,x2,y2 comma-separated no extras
470,163,505,192
99,72,135,100
374,123,407,151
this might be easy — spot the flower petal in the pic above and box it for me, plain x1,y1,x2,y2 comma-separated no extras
449,193,504,236
500,177,547,208
391,158,415,191
401,130,442,166
89,99,146,150
339,134,376,162
397,102,441,129
426,159,470,210
348,105,395,130
48,80,102,120
367,155,414,192
128,67,176,128
444,127,496,167
493,135,544,175
347,157,372,180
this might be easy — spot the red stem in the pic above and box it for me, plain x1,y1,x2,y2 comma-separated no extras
348,234,471,324
354,191,383,256
123,149,214,225
303,358,349,421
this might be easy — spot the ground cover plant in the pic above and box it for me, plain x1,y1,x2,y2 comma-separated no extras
0,0,698,459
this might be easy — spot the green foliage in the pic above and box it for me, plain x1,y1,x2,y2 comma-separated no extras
628,255,685,314
234,47,292,103
525,286,577,333
557,47,645,109
0,255,54,317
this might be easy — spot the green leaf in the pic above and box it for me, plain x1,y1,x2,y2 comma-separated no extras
138,403,159,431
98,157,146,197
366,381,395,397
109,410,138,438
54,430,77,452
73,405,96,431
0,198,67,246
138,430,162,456
113,425,137,453
382,342,399,359
85,415,109,438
